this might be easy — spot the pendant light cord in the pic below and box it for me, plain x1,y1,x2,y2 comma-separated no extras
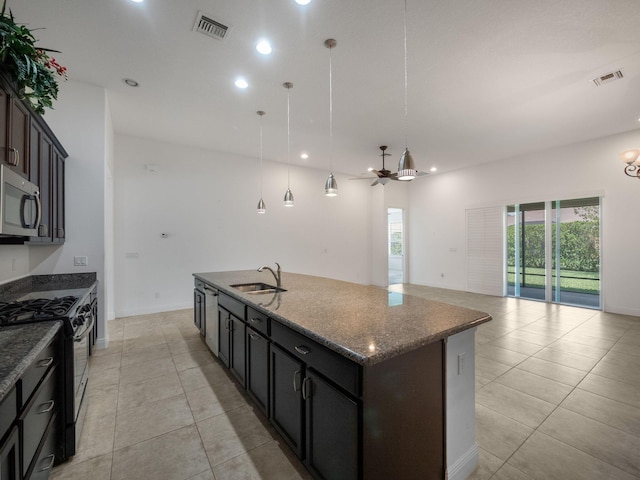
329,44,333,173
287,86,291,188
259,112,264,197
403,0,408,149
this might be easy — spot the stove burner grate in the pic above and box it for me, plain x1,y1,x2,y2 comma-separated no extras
0,296,79,324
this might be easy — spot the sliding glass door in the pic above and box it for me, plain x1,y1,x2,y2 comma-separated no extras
551,198,600,308
507,197,600,308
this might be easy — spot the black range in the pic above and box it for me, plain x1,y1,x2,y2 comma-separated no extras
0,275,97,462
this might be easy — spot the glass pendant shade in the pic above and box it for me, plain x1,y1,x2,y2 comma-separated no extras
284,188,294,206
397,148,417,180
257,198,266,214
325,172,338,196
619,148,640,165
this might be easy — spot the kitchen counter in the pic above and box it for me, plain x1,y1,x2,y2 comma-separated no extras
0,321,62,402
0,273,97,303
194,270,491,366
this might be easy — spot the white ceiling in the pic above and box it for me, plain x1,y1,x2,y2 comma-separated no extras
8,0,640,177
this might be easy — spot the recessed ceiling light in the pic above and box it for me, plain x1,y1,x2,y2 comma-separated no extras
367,167,374,172
256,40,272,55
300,153,309,159
235,78,248,89
123,78,139,87
295,0,311,4
430,167,437,172
130,0,144,3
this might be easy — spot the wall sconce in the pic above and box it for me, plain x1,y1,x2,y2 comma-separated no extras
619,149,640,179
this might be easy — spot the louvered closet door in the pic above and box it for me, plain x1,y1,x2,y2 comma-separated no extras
466,206,504,296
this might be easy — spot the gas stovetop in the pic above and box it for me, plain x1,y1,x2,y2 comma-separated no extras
0,296,79,324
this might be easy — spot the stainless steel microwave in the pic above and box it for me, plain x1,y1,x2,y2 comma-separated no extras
0,165,41,237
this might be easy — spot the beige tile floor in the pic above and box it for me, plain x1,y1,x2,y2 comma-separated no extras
50,288,640,480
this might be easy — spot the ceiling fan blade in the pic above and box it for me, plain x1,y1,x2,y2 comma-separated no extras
416,171,430,177
349,176,377,181
371,179,380,186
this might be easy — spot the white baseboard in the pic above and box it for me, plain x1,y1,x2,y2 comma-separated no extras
447,443,479,480
94,337,109,350
115,302,192,318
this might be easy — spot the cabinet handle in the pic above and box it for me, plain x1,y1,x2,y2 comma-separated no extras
38,357,54,368
294,345,311,355
249,333,260,340
203,286,218,295
8,147,19,167
293,370,302,392
38,400,55,414
302,377,311,400
39,454,55,472
249,317,262,324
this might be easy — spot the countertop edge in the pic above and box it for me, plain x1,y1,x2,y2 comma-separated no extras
0,321,62,402
194,272,492,366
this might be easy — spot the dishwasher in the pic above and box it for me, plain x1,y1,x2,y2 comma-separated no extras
203,284,219,356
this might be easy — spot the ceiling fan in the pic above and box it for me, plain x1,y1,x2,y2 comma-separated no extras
352,146,429,186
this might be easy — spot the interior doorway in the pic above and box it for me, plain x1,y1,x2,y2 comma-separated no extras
388,208,404,285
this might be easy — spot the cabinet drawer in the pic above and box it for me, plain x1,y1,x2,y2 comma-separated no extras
219,293,245,321
246,307,269,336
20,339,56,408
194,279,205,291
20,365,57,474
0,386,16,442
271,321,361,397
26,414,57,480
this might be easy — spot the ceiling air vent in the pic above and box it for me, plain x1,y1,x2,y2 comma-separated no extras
193,11,231,42
591,70,623,86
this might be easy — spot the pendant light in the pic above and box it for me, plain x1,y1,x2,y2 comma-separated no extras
256,110,266,214
397,0,418,181
324,39,338,197
283,82,295,206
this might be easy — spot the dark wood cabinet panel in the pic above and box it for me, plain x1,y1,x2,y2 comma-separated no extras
246,327,269,415
270,344,304,458
193,288,205,336
229,315,246,387
218,307,231,368
52,147,65,243
9,98,30,178
0,426,20,480
305,370,359,480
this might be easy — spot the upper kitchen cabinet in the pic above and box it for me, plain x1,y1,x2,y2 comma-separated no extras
0,71,68,245
0,78,30,179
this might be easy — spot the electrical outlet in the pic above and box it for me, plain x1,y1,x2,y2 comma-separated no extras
74,256,88,266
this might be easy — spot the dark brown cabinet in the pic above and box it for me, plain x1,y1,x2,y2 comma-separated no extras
0,331,62,480
246,327,269,415
270,344,304,458
0,80,30,179
0,426,20,480
193,284,205,336
0,70,67,245
218,307,246,387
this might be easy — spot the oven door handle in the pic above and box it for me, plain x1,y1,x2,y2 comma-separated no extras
74,313,95,342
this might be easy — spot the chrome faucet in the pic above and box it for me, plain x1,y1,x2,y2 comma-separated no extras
258,262,282,287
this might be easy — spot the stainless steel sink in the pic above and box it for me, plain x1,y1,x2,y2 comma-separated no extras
230,282,287,294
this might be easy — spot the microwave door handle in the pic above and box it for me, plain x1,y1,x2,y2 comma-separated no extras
20,193,41,229
33,191,41,230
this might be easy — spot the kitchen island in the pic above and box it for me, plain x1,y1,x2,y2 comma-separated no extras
194,270,491,480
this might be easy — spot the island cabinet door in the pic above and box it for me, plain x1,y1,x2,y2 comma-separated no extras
270,344,304,458
218,307,231,368
246,327,269,415
193,288,205,336
229,315,246,388
304,370,359,480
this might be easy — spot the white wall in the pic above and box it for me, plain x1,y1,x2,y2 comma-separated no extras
114,134,372,317
409,129,640,315
28,80,109,341
0,246,29,283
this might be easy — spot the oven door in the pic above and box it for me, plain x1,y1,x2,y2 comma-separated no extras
73,309,94,420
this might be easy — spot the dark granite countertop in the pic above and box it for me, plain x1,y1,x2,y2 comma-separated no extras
0,273,97,303
194,271,491,366
0,321,62,402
